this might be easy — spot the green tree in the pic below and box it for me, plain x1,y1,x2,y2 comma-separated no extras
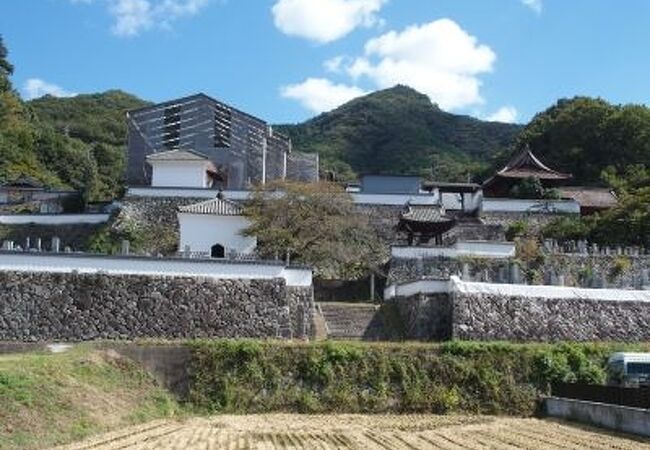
243,181,388,279
515,97,650,184
0,35,14,92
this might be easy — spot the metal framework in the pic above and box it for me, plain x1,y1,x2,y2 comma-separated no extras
126,93,318,189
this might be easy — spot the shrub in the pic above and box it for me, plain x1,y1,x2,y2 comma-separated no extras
187,340,642,416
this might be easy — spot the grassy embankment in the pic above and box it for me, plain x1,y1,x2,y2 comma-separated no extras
4,340,650,449
0,346,180,450
188,340,650,416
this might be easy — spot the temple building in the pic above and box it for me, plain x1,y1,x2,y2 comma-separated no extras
482,147,572,197
397,204,455,245
177,195,256,258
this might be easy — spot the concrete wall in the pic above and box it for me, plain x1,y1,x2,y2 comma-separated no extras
0,270,313,341
178,213,256,255
545,396,650,438
150,160,211,188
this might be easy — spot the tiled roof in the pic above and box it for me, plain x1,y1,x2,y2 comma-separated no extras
496,148,571,180
1,175,44,189
401,205,452,223
146,149,209,162
178,197,243,216
559,186,618,209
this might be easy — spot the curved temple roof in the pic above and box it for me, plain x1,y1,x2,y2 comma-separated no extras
495,147,572,180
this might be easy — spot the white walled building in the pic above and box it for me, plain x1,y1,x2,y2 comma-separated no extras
177,197,256,258
146,149,218,189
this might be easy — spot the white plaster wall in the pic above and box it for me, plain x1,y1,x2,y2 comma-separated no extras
385,276,650,301
391,241,515,259
178,213,257,255
482,198,580,214
0,252,311,286
351,193,438,205
384,279,450,300
0,214,110,225
150,161,210,188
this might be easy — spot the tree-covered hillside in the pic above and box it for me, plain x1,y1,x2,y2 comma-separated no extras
0,36,149,202
29,91,150,199
513,96,650,184
277,85,522,182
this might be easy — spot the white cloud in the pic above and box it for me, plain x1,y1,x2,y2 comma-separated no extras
72,0,210,36
521,0,542,14
109,0,153,36
345,19,496,110
281,78,366,113
272,0,387,43
323,55,347,73
23,79,77,100
485,106,518,123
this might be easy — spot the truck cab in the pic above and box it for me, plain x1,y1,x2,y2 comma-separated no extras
607,352,650,387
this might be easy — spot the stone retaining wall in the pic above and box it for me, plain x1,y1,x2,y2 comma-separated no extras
392,290,650,342
388,257,514,285
452,292,650,341
0,271,312,341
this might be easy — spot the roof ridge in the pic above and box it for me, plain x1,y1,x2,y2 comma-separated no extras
178,196,243,215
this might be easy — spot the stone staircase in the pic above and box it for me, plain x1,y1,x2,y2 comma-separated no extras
317,302,386,340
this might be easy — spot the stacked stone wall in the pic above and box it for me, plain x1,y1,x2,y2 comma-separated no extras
452,292,650,342
0,271,312,341
388,257,513,285
391,290,650,342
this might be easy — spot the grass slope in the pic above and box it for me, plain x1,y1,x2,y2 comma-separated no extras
0,347,179,449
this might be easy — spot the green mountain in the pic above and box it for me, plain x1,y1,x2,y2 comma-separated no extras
276,85,522,182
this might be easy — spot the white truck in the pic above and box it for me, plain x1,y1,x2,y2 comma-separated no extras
607,352,650,387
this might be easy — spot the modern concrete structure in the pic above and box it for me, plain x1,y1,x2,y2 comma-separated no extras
126,93,318,190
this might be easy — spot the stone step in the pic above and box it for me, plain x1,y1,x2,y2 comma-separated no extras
317,302,384,340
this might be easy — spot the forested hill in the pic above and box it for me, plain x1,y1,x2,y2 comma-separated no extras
29,90,149,148
276,85,522,182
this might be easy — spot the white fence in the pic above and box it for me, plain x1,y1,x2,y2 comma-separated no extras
0,214,110,225
482,198,580,214
384,276,650,301
0,252,312,287
391,241,515,259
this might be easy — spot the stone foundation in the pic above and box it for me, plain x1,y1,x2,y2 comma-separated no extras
392,288,650,342
0,271,313,341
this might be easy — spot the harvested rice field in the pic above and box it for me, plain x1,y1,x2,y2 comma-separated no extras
57,414,650,449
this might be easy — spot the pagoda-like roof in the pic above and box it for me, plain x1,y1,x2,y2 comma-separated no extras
494,147,572,180
178,197,243,216
400,205,452,224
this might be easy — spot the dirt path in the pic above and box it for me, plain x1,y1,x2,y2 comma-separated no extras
55,414,650,449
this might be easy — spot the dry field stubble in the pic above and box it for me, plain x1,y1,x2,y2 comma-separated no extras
56,414,650,449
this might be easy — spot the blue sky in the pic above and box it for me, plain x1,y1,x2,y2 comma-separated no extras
1,0,649,124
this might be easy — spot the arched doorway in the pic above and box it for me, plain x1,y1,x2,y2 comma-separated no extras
211,244,225,258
